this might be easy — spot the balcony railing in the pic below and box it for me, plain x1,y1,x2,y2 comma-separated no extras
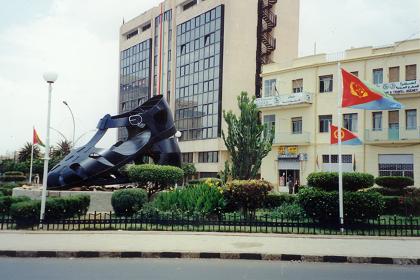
381,80,420,95
256,92,313,109
365,127,420,142
274,131,311,145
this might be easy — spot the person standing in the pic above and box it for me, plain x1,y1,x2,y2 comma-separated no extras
287,175,293,194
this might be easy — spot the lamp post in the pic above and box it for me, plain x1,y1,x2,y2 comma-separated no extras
40,71,58,226
62,101,75,147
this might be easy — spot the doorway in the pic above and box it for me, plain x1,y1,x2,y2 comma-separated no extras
388,110,399,140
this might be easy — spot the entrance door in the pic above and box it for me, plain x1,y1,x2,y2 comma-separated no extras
279,170,300,186
388,111,399,140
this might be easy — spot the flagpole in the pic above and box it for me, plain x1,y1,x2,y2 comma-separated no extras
337,62,344,231
29,128,34,184
328,121,332,172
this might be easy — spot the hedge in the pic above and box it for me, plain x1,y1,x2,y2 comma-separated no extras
297,188,384,221
10,200,40,228
307,172,374,192
375,176,414,190
111,189,148,217
1,171,26,182
263,193,296,209
0,196,31,213
223,180,273,214
0,182,20,196
127,164,184,199
9,195,90,228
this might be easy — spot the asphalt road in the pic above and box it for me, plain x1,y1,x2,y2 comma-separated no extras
0,258,419,280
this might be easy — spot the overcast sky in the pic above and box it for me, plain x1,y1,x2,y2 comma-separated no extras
0,0,419,156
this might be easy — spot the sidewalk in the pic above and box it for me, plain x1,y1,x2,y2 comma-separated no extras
0,231,419,265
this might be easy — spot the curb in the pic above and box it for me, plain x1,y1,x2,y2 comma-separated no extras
0,250,418,265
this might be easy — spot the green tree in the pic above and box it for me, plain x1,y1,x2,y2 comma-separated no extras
18,142,41,162
181,163,197,184
222,92,273,180
51,139,72,159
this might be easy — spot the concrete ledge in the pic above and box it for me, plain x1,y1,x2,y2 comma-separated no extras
0,250,419,265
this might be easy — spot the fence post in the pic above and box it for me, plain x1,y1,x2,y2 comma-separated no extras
265,214,268,233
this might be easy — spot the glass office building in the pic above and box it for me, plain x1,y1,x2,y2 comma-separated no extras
175,5,224,141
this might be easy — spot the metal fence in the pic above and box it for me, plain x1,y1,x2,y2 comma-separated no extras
1,212,419,237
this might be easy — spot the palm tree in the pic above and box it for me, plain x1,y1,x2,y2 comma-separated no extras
18,142,41,162
51,139,72,159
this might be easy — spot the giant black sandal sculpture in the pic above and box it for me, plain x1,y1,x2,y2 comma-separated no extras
47,95,181,189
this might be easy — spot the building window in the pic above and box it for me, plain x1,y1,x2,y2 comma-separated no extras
292,117,302,134
183,0,197,11
379,154,413,178
373,68,383,85
198,151,219,163
322,154,352,163
264,115,276,136
264,79,277,97
389,66,400,83
142,23,151,32
199,172,218,178
319,115,332,133
372,112,382,131
126,29,138,40
292,79,303,93
350,71,359,77
343,113,358,132
322,154,354,172
181,152,194,163
319,75,333,93
406,64,417,81
406,109,417,130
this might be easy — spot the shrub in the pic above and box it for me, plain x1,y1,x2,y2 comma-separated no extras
375,176,414,190
297,187,384,221
44,195,90,221
1,171,26,182
10,200,40,228
307,172,374,192
0,196,31,213
188,177,223,186
127,164,184,199
223,180,273,214
111,189,148,216
151,182,225,216
269,203,306,220
263,193,296,209
383,196,404,215
0,182,21,196
364,186,404,196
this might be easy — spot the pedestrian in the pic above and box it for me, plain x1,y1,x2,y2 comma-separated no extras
287,175,293,194
294,180,300,194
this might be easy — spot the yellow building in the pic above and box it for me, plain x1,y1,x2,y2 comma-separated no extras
259,39,420,189
118,0,299,178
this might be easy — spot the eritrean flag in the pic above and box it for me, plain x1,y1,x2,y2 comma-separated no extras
33,128,45,147
330,124,362,145
341,68,403,110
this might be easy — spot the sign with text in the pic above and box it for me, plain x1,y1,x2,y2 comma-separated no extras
382,80,420,95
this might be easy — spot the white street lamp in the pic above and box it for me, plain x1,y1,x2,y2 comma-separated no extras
174,131,182,189
63,101,75,147
40,71,58,226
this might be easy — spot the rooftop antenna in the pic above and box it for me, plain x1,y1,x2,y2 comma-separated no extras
314,42,317,55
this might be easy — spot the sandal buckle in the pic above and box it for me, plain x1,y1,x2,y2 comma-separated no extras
129,113,145,128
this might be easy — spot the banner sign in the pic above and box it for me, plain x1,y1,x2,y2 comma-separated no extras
382,80,420,95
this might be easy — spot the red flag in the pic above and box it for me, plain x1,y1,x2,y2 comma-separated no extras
33,128,45,147
330,124,362,145
341,68,402,110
